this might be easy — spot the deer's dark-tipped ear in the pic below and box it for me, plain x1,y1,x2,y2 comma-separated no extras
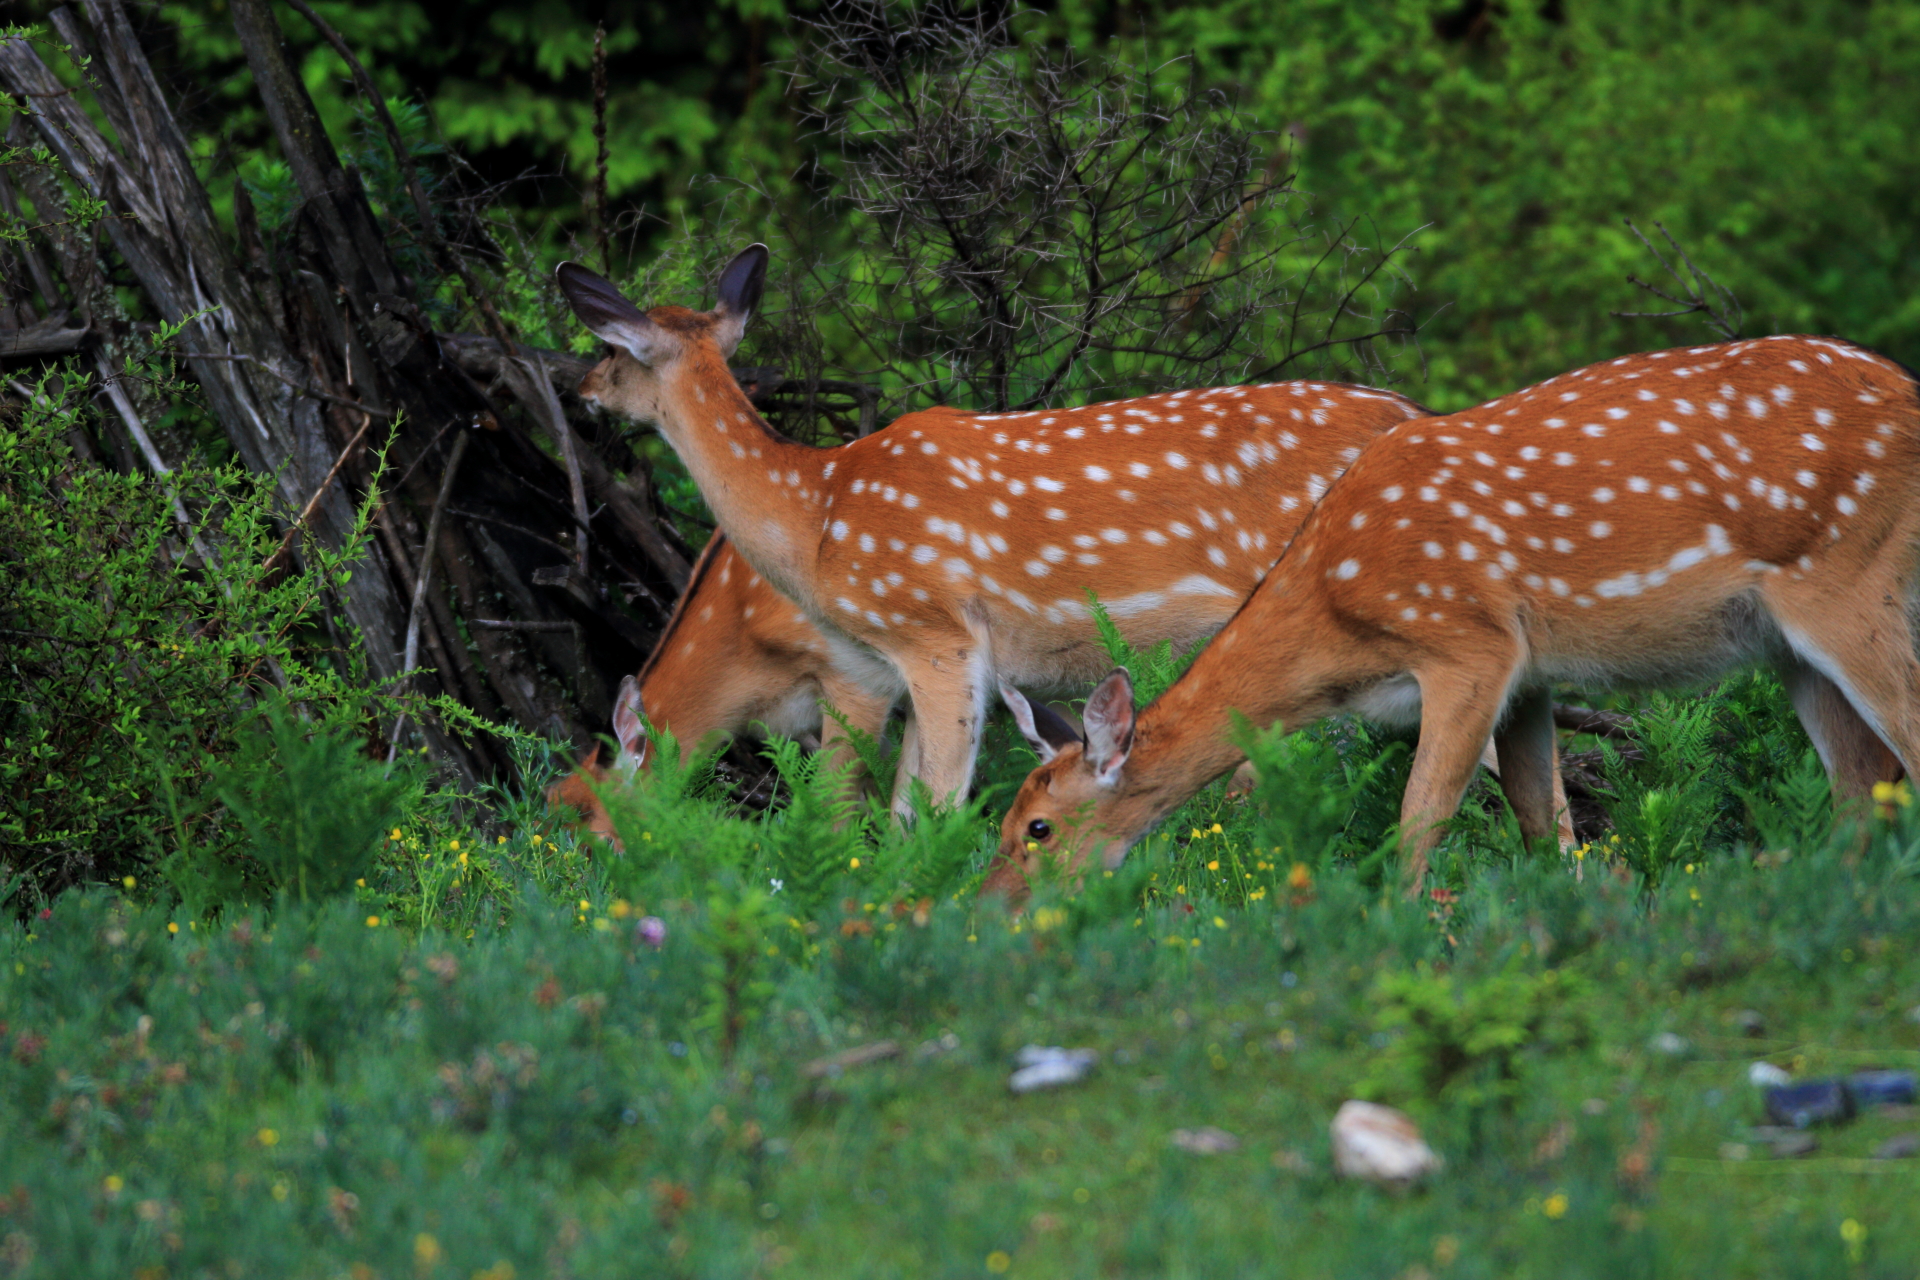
556,261,664,362
1083,667,1136,787
716,245,769,317
611,673,650,767
998,679,1082,763
712,244,768,356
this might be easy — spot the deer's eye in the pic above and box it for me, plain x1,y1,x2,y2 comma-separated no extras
1026,819,1053,842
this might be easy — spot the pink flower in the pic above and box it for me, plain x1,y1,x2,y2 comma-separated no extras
636,916,666,948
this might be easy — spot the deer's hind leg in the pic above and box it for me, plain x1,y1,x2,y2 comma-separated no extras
1762,551,1920,783
1781,660,1905,803
1401,639,1528,892
1492,685,1575,851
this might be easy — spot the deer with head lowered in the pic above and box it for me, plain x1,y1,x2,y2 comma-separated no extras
556,246,1573,824
993,335,1912,896
545,530,902,845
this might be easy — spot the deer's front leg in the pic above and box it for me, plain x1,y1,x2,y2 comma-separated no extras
891,642,992,821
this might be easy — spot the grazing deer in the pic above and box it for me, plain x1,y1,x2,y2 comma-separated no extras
544,530,900,845
993,335,1911,895
556,246,1441,816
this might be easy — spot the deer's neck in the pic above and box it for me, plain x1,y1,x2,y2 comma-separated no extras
656,353,823,601
1116,589,1359,843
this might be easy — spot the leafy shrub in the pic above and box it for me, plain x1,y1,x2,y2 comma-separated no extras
1358,964,1591,1113
0,351,472,908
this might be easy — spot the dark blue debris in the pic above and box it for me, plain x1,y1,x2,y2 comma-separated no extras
1848,1070,1917,1108
1764,1080,1856,1129
1762,1071,1917,1129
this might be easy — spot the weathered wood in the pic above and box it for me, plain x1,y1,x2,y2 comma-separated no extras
0,0,707,775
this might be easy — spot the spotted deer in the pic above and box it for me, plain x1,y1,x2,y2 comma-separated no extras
545,530,900,845
557,245,1444,816
993,335,1912,895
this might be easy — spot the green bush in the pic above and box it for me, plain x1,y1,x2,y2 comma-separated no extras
0,351,470,908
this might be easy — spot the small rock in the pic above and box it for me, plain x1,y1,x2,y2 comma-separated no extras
1746,1126,1820,1156
1330,1100,1442,1187
1717,1142,1751,1161
1748,1061,1793,1088
1765,1079,1855,1129
1733,1009,1767,1038
1009,1046,1098,1094
1170,1126,1240,1155
1871,1132,1920,1160
1766,1131,1819,1158
914,1031,961,1060
1649,1031,1692,1058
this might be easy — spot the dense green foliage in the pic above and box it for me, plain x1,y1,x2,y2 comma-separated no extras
117,0,1920,410
0,343,478,903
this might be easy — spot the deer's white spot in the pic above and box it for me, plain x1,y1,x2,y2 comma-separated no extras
1837,494,1858,515
1165,452,1189,469
911,544,937,564
1590,521,1612,538
1592,486,1616,502
1025,559,1050,577
1034,476,1065,493
830,520,849,541
1334,558,1361,580
1085,465,1111,482
1423,541,1444,558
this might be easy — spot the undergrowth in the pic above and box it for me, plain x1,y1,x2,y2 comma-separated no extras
8,553,1916,1276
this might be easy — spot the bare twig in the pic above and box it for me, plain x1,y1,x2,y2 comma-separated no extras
387,429,470,765
258,411,382,582
1610,219,1743,341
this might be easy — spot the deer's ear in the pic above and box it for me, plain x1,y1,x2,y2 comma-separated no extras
712,244,768,355
1083,667,1136,787
611,673,650,767
998,679,1082,763
557,261,666,363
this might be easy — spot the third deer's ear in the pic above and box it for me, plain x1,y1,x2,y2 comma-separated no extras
712,244,769,356
998,679,1082,763
556,261,665,363
612,673,650,767
1083,668,1137,787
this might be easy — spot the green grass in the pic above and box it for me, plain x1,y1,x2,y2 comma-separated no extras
5,669,1920,1278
